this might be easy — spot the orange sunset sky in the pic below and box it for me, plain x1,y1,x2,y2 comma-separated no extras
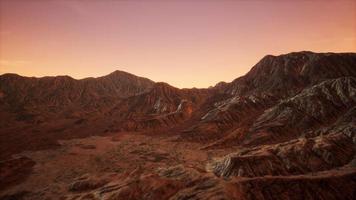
0,0,355,88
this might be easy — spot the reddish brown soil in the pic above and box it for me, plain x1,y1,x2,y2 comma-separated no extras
0,157,35,191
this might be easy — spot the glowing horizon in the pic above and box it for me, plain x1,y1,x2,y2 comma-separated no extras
1,0,355,88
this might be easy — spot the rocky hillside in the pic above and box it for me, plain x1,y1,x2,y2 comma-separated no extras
0,70,154,108
0,51,355,200
107,82,211,131
0,70,155,159
221,51,356,97
182,52,356,143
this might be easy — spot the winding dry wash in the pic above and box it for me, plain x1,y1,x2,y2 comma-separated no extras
1,51,356,199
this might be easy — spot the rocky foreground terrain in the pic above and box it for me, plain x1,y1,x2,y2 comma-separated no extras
0,51,355,200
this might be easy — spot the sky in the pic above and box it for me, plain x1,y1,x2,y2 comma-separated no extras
0,0,355,88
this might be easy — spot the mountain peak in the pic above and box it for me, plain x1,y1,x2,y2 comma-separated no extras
225,51,356,96
102,70,141,79
107,70,133,76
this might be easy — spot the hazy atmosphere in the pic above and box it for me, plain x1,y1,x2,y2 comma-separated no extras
1,1,356,199
1,0,355,88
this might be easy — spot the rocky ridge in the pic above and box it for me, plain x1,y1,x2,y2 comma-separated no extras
0,51,355,200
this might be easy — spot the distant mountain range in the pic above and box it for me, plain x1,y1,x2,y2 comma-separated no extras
1,51,355,199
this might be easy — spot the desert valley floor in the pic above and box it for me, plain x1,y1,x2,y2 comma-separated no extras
2,132,228,199
3,130,355,200
0,51,356,200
